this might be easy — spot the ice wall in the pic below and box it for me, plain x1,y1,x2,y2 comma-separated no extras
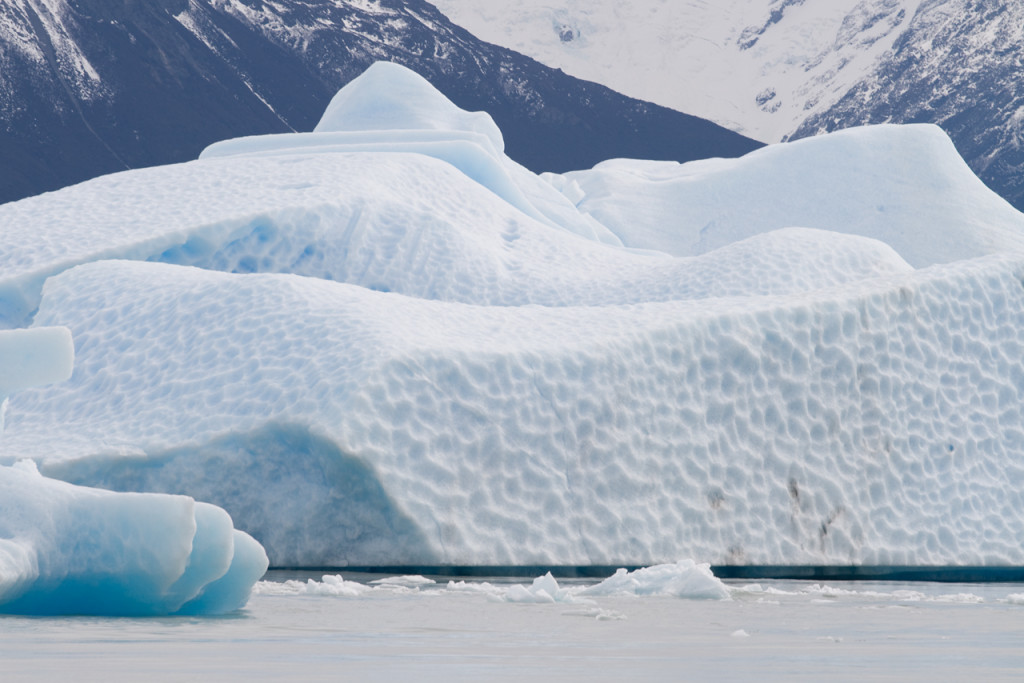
5,256,1024,567
3,61,1024,568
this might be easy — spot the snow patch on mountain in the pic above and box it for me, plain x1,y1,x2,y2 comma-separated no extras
0,0,105,101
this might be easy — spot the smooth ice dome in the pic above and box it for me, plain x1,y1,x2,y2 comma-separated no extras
3,61,1024,570
314,61,505,154
0,462,268,616
549,124,1024,267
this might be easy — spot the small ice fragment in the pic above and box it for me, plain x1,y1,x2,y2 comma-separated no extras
369,575,436,588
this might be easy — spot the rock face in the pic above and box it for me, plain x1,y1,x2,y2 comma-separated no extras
0,0,759,205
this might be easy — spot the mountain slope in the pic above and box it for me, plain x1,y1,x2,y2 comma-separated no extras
0,0,760,205
791,1,1024,212
429,0,922,142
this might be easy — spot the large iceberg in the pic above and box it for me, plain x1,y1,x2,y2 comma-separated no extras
3,62,1024,569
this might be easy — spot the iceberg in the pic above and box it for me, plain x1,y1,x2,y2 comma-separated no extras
3,62,1024,570
0,328,267,615
0,461,268,616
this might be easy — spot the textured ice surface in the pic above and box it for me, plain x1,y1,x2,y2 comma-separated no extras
6,253,1024,567
550,124,1024,267
0,461,267,615
3,61,1024,569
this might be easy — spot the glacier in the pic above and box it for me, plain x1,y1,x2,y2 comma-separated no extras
3,62,1024,570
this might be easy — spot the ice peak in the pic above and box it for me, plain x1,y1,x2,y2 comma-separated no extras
313,61,505,153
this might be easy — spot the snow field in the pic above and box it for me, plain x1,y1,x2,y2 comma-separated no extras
428,0,921,142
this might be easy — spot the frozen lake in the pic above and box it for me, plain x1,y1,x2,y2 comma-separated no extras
2,571,1023,681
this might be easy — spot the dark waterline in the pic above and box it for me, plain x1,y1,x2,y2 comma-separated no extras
266,565,1024,583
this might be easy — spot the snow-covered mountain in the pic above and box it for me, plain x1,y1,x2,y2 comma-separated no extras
429,0,918,142
4,64,1024,570
0,0,758,205
432,0,1024,211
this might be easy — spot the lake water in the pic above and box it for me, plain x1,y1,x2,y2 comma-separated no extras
2,571,1023,681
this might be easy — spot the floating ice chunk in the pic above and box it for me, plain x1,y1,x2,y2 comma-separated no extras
255,574,370,598
369,575,437,588
579,561,731,600
0,463,267,616
6,61,1024,572
500,572,580,604
563,607,628,621
445,580,501,595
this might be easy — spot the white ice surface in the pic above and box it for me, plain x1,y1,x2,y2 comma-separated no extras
549,124,1024,268
7,254,1024,567
0,461,268,615
3,61,1024,569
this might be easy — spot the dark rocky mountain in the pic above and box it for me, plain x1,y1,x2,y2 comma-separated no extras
790,0,1024,212
0,0,761,205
